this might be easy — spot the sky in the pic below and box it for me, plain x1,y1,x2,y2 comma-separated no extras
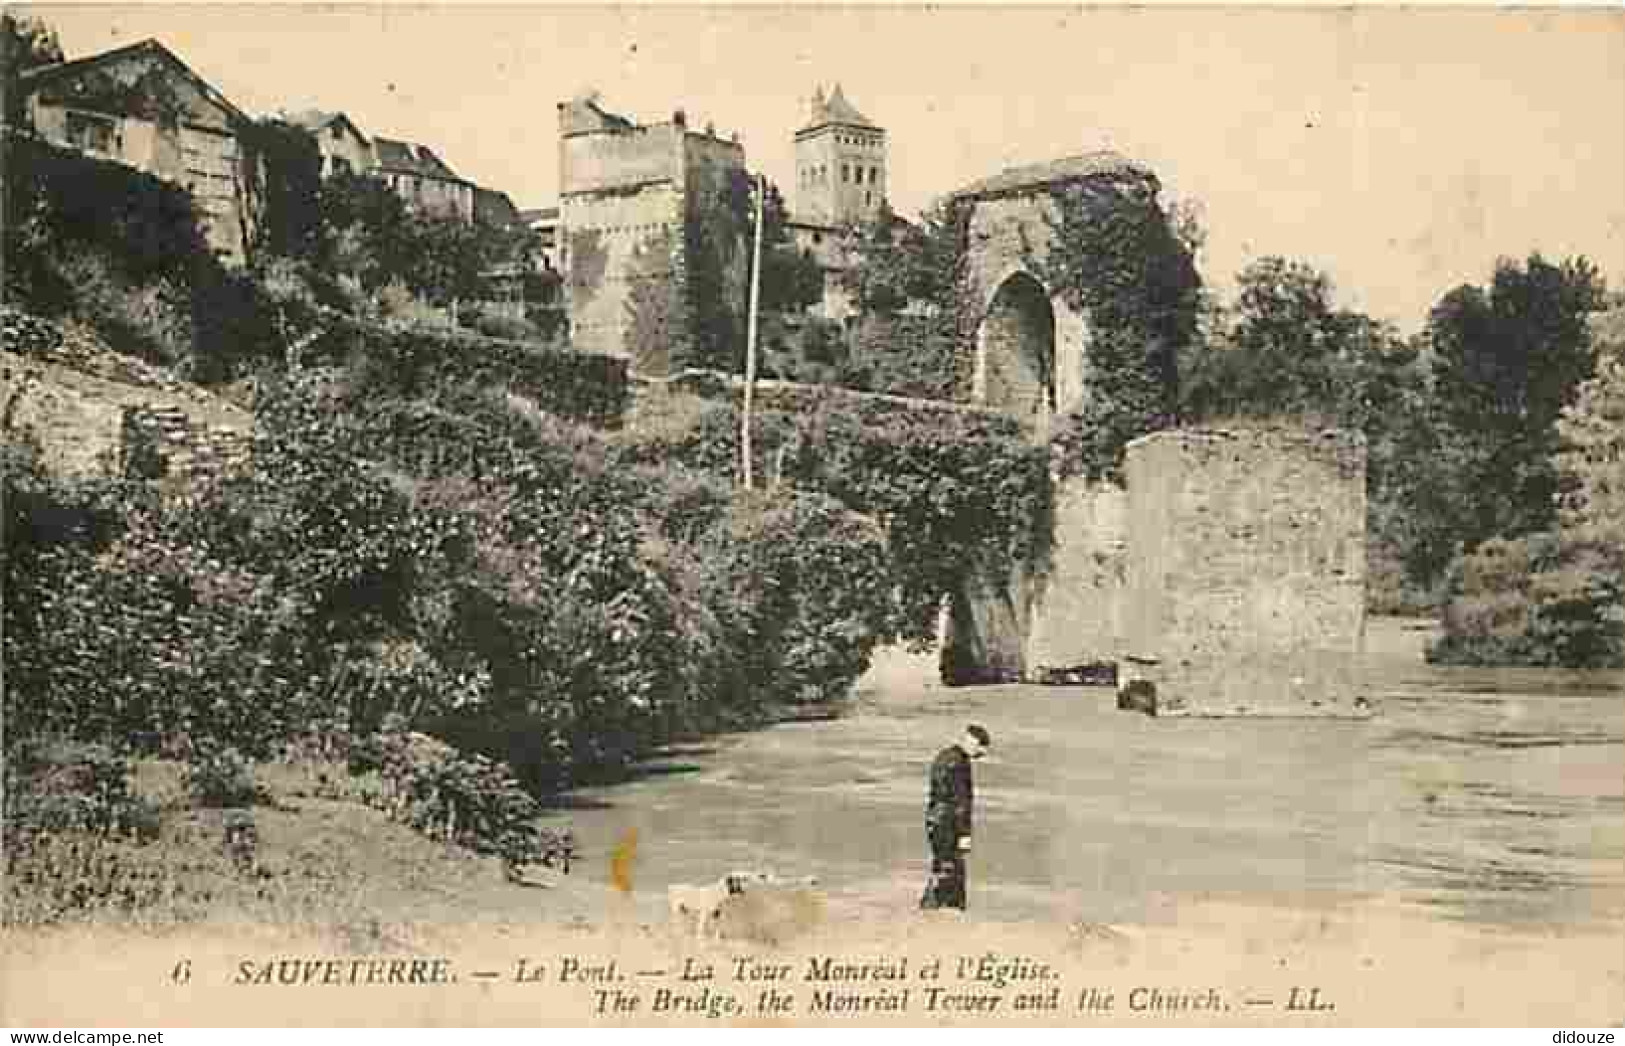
20,4,1625,333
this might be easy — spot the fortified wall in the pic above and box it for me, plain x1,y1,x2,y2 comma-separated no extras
557,95,747,373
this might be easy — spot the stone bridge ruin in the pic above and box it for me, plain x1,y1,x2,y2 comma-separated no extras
943,155,1369,717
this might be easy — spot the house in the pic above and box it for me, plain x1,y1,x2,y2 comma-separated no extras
287,109,480,225
17,38,255,262
520,206,559,271
370,135,474,223
285,109,372,178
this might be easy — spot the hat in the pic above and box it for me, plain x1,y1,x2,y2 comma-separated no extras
966,724,992,748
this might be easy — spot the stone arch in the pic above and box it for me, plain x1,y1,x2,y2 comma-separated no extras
973,269,1057,433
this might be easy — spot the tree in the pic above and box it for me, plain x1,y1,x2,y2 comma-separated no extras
843,201,959,317
1182,256,1388,422
754,181,824,315
319,171,412,293
1426,253,1606,547
3,13,64,125
2,13,62,69
837,202,964,400
1531,306,1625,665
241,119,324,261
400,213,487,306
683,169,751,371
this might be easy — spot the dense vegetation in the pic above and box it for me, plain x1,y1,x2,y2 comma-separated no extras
1029,179,1202,481
829,176,1619,665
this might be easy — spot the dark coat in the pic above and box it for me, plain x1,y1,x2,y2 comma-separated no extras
925,743,974,842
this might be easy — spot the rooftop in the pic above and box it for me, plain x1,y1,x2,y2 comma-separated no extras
372,136,466,182
800,83,880,133
950,151,1154,200
284,108,369,143
17,37,251,126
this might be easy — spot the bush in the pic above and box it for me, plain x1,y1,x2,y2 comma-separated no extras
305,312,629,429
183,746,260,808
3,130,209,297
2,737,170,925
697,493,894,705
1430,532,1625,668
372,727,574,877
3,739,160,840
461,304,544,344
619,378,1053,645
1429,537,1543,665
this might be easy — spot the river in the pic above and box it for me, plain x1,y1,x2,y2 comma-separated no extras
540,617,1625,934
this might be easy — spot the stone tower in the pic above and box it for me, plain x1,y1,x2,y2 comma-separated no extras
556,93,747,371
794,84,886,227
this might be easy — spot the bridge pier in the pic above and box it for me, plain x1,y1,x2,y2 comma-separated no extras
948,425,1369,717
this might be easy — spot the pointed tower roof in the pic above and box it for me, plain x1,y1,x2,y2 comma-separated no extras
824,83,876,128
799,82,880,133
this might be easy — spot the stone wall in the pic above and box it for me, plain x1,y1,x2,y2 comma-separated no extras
560,185,683,362
1122,426,1367,716
120,404,251,481
3,308,252,483
956,193,1092,422
1025,480,1129,674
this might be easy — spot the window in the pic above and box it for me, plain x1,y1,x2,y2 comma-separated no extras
66,110,119,155
865,191,872,206
330,124,343,140
331,156,352,176
841,164,849,183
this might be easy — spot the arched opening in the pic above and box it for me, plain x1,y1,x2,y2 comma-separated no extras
975,272,1056,432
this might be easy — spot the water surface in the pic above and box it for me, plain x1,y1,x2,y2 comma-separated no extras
541,619,1625,932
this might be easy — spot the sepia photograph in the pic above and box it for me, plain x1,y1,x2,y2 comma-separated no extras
1,2,1621,1029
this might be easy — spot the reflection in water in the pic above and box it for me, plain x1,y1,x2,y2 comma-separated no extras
541,620,1624,932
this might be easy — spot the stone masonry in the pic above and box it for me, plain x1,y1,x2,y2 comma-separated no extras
951,153,1158,435
1024,480,1130,674
557,94,747,373
1120,426,1368,716
3,308,252,482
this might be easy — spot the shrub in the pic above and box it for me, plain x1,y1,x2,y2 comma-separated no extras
697,492,894,705
372,727,574,878
2,737,170,925
1431,531,1625,668
620,379,1053,646
304,312,629,429
183,746,261,808
461,304,543,344
3,739,160,840
51,246,194,367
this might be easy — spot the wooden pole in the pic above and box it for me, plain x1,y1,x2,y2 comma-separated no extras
741,173,766,490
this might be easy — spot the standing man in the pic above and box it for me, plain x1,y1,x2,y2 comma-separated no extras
920,723,992,911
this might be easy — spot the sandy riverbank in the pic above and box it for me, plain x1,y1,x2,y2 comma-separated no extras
5,886,1621,1027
